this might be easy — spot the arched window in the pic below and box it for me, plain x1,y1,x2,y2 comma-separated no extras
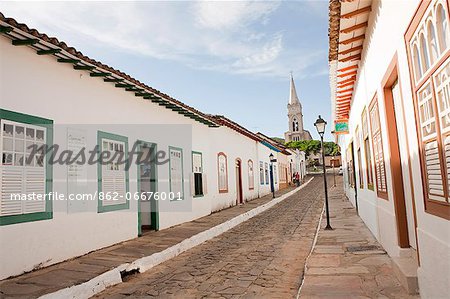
248,160,254,190
413,43,423,80
427,20,439,63
436,4,449,53
420,33,431,72
405,0,450,221
292,118,299,132
217,153,228,193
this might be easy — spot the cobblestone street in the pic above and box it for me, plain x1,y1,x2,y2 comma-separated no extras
95,177,325,298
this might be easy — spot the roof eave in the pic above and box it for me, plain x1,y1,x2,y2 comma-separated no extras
328,0,373,123
0,13,220,128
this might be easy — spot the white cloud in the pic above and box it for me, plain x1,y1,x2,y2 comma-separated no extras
0,1,324,78
193,0,279,30
232,33,283,68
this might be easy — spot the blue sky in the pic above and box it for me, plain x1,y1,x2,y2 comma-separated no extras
0,0,333,140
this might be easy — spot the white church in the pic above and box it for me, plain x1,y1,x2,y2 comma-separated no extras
284,75,312,142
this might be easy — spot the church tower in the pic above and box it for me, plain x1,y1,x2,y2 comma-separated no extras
284,74,312,142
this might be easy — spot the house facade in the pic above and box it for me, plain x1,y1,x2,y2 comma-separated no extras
288,148,307,182
255,132,307,189
328,0,450,297
0,14,302,280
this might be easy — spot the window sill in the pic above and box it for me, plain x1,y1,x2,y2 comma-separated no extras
98,202,130,213
170,197,185,201
425,200,450,220
377,191,389,200
0,212,52,226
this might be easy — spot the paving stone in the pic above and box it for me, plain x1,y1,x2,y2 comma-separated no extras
314,245,345,254
375,274,401,289
76,258,121,269
352,249,387,255
94,177,325,298
62,262,110,274
307,254,341,267
300,180,416,298
0,282,45,295
19,269,89,287
301,275,364,296
1,184,297,298
117,284,145,295
170,273,193,282
236,275,256,281
146,289,159,296
4,176,414,299
358,255,391,266
306,265,370,275
217,286,247,295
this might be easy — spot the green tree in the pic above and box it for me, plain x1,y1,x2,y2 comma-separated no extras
286,140,340,156
271,137,286,144
323,142,341,156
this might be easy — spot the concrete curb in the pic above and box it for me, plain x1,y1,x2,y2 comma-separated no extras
39,177,314,299
296,201,325,299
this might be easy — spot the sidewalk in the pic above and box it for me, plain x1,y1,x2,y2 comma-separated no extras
0,184,300,299
300,179,419,298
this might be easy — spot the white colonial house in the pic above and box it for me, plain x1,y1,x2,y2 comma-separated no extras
287,148,307,182
0,13,302,280
328,0,450,297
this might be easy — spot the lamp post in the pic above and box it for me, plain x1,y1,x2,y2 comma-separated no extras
331,130,337,187
332,155,337,187
314,115,333,230
269,153,277,198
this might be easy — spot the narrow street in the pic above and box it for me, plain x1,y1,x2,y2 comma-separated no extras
2,1,450,297
95,177,325,298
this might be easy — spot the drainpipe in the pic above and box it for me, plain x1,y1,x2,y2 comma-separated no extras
256,141,260,198
351,142,359,214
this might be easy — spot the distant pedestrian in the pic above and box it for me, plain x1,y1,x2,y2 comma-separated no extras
295,172,300,186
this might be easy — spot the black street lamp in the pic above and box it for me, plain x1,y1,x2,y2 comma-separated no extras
314,115,333,230
331,130,337,187
269,153,277,198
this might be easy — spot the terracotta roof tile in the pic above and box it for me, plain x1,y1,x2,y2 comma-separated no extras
328,0,341,62
209,115,263,142
0,12,218,126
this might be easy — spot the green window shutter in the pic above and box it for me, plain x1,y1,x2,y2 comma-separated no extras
97,131,129,213
0,109,53,225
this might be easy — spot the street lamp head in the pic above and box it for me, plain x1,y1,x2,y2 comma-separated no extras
269,153,277,163
314,115,327,136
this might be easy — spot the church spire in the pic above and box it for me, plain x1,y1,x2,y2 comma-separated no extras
289,73,301,106
285,73,311,141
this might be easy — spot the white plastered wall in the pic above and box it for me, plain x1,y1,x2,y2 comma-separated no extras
338,0,450,297
0,35,270,279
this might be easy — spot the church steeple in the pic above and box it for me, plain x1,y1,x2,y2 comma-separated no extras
289,73,301,107
284,74,312,142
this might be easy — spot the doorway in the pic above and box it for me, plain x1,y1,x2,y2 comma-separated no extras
235,159,243,204
269,164,274,193
350,141,359,214
137,141,158,235
382,59,416,249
